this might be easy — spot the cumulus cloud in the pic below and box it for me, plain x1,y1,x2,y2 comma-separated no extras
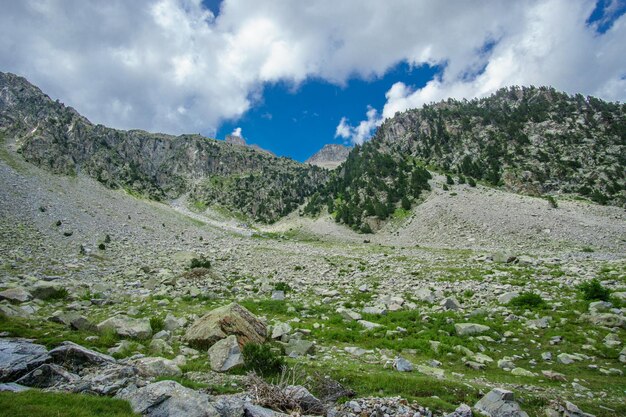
334,106,382,145
0,0,624,138
231,127,242,137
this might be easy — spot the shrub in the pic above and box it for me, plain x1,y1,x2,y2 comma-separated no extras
98,243,106,250
446,174,454,185
189,257,211,269
442,184,449,191
104,234,111,243
242,343,285,376
274,282,291,292
360,223,373,234
546,195,558,208
577,279,610,301
150,316,165,333
467,177,477,187
509,292,546,308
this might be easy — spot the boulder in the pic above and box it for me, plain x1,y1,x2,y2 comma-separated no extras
0,287,32,304
586,313,625,329
498,292,519,304
511,367,534,377
133,357,182,378
455,323,490,336
0,338,50,382
445,404,472,417
77,362,140,396
97,315,152,339
337,308,362,321
184,303,266,349
16,363,80,388
271,322,292,339
545,401,595,417
284,339,314,357
30,281,65,300
117,380,219,417
441,297,461,311
48,341,115,372
0,382,30,392
416,364,445,379
474,388,529,417
208,335,244,372
49,311,94,331
284,385,325,414
393,357,413,372
164,314,185,332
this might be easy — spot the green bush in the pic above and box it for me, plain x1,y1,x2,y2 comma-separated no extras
242,343,285,376
274,282,291,292
546,195,558,208
190,257,211,269
509,292,546,309
577,279,610,301
446,174,454,185
467,177,477,187
150,316,165,333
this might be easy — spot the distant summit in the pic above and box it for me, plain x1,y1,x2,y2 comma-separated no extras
225,134,274,156
306,144,352,169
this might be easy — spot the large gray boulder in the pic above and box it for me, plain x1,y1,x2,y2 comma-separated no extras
184,303,266,349
117,380,220,417
16,363,80,388
97,315,152,339
133,357,182,378
455,323,490,336
0,287,32,304
474,388,529,417
208,335,243,372
48,341,115,372
0,338,50,382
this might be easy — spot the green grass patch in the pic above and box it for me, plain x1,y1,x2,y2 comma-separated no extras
0,390,137,417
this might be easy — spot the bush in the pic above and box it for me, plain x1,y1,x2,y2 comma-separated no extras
467,177,477,187
98,243,106,250
150,316,165,333
577,279,610,301
274,282,291,292
446,174,454,185
546,195,558,208
242,343,285,376
189,257,211,269
509,292,546,309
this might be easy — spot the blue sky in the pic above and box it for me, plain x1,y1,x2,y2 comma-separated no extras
215,63,439,161
1,0,624,162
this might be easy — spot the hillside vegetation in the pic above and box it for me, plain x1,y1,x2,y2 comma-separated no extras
305,86,625,230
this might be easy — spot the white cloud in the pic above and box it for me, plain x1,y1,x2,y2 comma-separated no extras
231,127,242,137
335,106,382,145
0,0,624,138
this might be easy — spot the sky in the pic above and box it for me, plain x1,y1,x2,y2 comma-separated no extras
0,0,624,162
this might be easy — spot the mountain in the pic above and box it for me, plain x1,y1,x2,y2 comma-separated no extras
305,86,625,232
2,73,623,231
0,72,327,223
306,143,352,169
225,133,275,156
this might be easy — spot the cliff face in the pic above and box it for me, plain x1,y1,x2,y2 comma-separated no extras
306,144,352,169
0,72,327,222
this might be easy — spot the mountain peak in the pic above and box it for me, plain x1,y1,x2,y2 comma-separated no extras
306,143,352,169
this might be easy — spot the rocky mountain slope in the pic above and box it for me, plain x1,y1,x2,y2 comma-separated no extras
0,72,327,223
306,143,352,169
306,86,625,231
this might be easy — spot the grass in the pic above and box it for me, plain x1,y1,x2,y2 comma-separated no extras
0,391,137,417
0,315,119,351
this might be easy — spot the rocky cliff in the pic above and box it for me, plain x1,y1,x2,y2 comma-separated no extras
306,144,352,169
0,72,327,223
